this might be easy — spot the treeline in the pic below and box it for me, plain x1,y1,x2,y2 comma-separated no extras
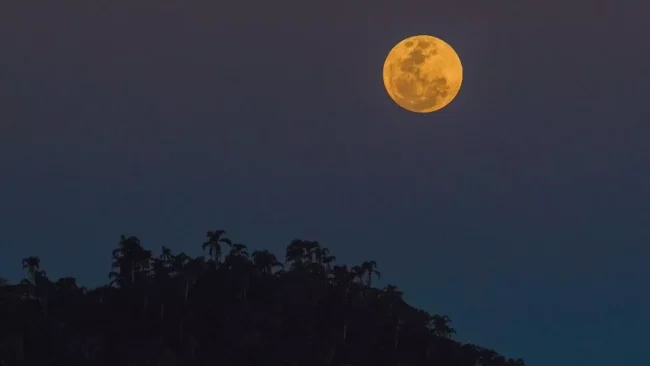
0,229,525,366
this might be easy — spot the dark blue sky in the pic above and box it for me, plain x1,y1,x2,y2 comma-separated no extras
1,1,649,365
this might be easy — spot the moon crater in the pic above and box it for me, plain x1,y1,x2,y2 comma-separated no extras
383,35,463,113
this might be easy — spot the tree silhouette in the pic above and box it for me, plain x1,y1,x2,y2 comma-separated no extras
432,314,456,338
358,260,381,287
21,256,40,284
0,227,526,366
251,249,283,275
202,229,232,263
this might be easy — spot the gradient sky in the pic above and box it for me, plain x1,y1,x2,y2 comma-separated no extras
1,1,649,365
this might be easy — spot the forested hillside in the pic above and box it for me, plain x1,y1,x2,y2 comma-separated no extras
0,230,525,366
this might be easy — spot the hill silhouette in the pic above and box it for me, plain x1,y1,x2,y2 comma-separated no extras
0,230,525,366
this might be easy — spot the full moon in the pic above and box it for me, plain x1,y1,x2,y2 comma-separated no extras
383,35,463,113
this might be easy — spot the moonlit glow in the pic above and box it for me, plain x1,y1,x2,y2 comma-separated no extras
383,35,463,113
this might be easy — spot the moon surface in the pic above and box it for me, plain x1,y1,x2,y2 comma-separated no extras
383,35,463,113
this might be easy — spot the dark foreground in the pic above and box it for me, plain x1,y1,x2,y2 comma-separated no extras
0,230,525,366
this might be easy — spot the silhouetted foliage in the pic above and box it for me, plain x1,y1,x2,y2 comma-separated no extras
0,229,525,366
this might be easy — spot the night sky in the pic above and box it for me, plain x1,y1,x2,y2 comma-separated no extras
1,1,649,365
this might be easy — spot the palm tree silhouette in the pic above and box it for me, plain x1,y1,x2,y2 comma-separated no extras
285,239,308,268
432,314,456,338
359,260,381,287
202,229,232,263
229,243,249,258
110,235,152,287
160,246,174,264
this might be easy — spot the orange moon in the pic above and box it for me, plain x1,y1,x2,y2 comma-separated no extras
382,35,463,113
